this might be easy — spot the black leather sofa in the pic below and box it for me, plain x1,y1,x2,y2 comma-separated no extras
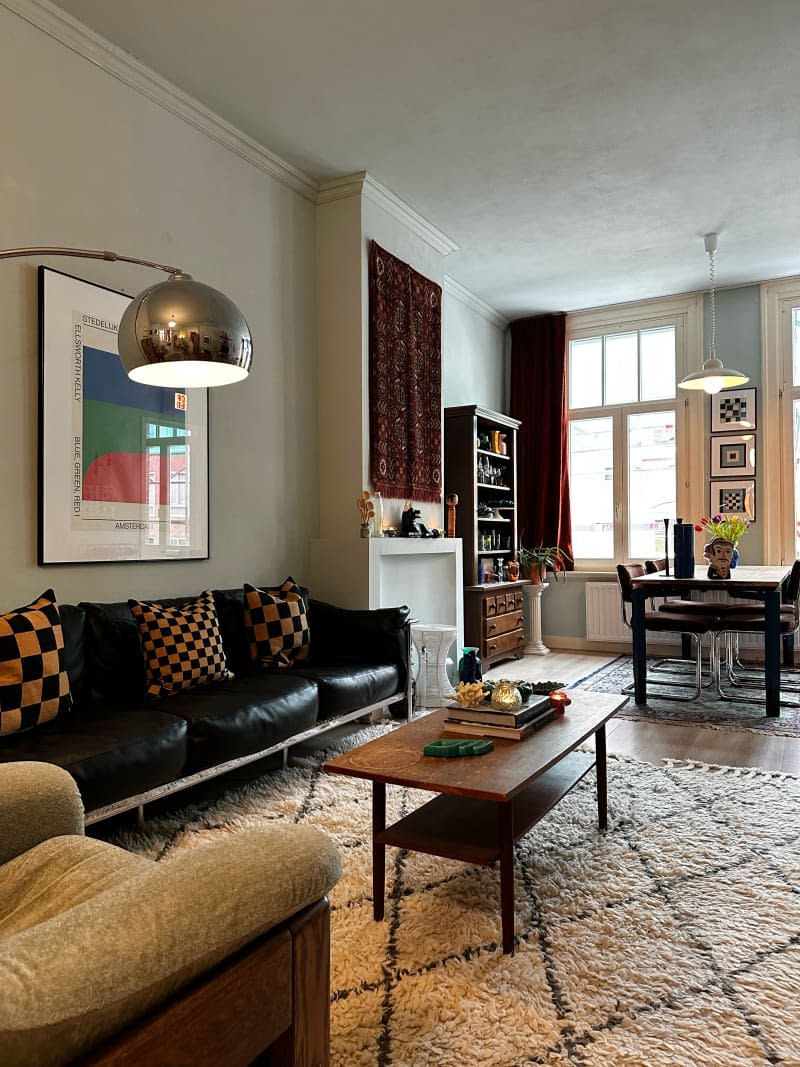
0,586,411,824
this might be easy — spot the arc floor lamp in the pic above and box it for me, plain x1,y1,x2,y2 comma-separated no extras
0,246,253,387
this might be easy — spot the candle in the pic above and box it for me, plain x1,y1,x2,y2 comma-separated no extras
549,690,571,714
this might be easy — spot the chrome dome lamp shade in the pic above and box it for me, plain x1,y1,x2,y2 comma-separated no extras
678,233,748,395
0,246,252,387
118,273,252,388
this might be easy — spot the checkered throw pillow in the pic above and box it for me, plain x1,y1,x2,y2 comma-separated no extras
0,589,72,736
244,578,310,669
129,590,233,698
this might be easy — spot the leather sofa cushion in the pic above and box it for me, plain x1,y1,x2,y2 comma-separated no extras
0,706,188,814
308,600,410,691
157,672,319,773
60,604,90,705
291,662,400,719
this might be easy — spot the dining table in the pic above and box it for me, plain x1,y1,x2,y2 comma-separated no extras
629,563,793,717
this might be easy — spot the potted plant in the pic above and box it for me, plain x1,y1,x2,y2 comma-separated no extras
517,542,572,584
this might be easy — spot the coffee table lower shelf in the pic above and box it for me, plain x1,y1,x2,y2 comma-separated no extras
373,750,597,953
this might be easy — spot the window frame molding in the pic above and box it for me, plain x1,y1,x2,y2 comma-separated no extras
567,292,704,569
761,276,800,564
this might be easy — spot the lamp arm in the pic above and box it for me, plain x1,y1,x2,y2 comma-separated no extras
0,246,185,277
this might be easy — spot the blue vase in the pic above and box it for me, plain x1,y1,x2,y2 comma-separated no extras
731,546,739,568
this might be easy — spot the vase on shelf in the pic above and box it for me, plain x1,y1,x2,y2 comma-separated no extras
731,546,740,568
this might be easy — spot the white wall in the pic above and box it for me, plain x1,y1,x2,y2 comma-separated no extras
442,283,507,413
0,8,317,608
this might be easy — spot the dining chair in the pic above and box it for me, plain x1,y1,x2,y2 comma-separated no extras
616,563,720,700
714,559,800,700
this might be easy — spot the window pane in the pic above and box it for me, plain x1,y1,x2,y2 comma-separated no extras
569,417,614,558
640,326,676,401
793,308,800,387
628,410,676,559
604,332,638,405
569,337,602,409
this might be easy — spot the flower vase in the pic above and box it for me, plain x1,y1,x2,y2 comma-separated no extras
731,546,739,568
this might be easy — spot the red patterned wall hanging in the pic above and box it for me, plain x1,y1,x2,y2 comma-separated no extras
368,241,442,503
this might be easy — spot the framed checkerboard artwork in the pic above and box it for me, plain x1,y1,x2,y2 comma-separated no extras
709,479,756,521
711,387,756,432
710,433,756,478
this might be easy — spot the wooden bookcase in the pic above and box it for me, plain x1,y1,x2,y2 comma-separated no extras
443,405,528,669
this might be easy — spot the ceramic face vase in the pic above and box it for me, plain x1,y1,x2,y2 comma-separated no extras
704,537,734,580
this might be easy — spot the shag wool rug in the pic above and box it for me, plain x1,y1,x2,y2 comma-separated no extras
111,725,800,1067
573,656,800,737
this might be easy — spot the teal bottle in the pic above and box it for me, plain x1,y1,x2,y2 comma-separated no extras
458,647,482,684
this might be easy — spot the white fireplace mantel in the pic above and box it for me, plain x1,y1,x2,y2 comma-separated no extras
310,536,463,651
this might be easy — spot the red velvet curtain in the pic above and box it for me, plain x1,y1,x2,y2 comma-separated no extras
509,313,573,566
368,241,442,503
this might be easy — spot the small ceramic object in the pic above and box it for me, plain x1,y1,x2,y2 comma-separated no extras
704,536,734,580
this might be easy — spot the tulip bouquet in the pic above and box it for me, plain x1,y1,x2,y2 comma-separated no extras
695,513,750,545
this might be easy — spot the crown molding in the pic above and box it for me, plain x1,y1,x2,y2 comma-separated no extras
443,275,507,329
2,0,318,200
317,172,460,256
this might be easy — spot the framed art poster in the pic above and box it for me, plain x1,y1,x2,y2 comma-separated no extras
710,387,756,432
709,479,756,522
38,267,209,563
710,433,756,478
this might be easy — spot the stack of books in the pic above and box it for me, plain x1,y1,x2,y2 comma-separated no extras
443,693,558,741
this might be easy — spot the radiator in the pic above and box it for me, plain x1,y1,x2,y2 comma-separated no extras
585,582,671,643
585,582,766,648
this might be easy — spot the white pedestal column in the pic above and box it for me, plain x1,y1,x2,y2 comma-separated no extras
523,582,550,655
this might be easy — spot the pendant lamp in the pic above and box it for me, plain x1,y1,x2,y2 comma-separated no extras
677,233,748,395
0,246,252,387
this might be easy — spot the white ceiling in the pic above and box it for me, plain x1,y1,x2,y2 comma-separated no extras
51,0,800,319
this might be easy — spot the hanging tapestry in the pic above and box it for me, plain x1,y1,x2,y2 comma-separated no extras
368,241,442,503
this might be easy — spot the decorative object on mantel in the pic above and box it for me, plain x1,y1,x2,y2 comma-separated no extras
400,502,437,537
356,490,375,537
445,493,458,537
677,232,749,394
368,241,442,502
371,491,384,536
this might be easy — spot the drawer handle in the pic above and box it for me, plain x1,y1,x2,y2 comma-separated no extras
488,623,497,632
488,643,497,653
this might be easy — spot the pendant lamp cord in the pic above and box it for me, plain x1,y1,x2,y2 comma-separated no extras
708,244,716,359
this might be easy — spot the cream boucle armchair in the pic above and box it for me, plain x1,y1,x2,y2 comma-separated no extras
0,762,342,1067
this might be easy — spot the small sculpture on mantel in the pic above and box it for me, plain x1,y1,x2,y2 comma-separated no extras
357,490,375,538
446,493,458,538
704,536,734,580
401,502,437,538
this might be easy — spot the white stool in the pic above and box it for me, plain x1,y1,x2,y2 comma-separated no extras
411,624,457,709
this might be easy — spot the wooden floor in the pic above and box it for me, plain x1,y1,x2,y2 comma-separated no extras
485,650,800,776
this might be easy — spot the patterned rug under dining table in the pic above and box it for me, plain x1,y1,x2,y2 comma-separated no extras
323,690,626,955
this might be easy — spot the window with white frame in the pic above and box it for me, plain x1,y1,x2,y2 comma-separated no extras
761,278,800,564
567,296,704,567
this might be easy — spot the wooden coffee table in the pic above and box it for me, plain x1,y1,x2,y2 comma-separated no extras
324,689,626,954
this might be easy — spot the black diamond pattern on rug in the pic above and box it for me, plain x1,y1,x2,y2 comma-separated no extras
109,725,800,1066
572,655,800,737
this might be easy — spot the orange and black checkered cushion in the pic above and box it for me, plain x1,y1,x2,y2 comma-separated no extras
0,589,72,737
244,578,310,669
129,590,233,699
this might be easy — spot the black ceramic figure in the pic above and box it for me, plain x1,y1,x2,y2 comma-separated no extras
401,503,434,537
